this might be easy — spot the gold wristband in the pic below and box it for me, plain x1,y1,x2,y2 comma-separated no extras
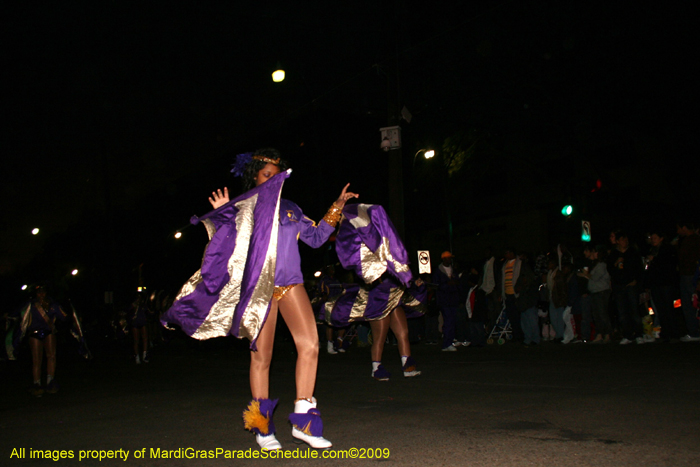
322,203,342,227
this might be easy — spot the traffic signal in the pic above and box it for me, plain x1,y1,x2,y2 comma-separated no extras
561,205,573,216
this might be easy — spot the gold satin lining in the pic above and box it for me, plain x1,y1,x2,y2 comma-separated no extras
202,218,217,240
348,204,371,229
7,303,32,360
238,192,282,342
348,287,370,321
191,195,260,339
401,291,427,314
173,218,219,309
324,291,343,323
359,237,411,283
174,218,219,304
348,284,404,322
175,270,203,303
360,243,387,283
350,204,410,284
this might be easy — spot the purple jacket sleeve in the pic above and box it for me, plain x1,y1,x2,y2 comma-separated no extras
298,214,335,248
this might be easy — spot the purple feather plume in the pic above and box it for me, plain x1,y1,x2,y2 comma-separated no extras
231,152,253,177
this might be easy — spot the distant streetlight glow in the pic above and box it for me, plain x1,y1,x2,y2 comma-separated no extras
174,231,182,239
272,69,285,82
31,228,40,235
414,149,436,166
71,269,79,276
314,270,322,278
21,284,28,291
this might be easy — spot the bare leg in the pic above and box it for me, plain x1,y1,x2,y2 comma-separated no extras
29,337,43,382
389,307,411,357
370,316,390,362
141,327,149,354
278,286,319,400
132,327,141,356
44,334,57,379
250,300,279,399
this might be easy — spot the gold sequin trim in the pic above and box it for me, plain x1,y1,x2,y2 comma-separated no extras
273,283,301,301
322,203,342,227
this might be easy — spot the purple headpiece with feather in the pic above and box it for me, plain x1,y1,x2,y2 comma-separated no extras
231,152,253,177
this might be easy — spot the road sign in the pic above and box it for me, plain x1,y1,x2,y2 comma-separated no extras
418,250,431,274
581,220,591,242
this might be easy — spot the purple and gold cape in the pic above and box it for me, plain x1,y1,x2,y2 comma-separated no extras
161,170,290,350
323,203,426,326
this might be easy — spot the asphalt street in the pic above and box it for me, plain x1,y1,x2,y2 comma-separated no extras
2,332,699,467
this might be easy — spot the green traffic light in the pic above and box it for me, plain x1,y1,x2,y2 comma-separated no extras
561,205,573,216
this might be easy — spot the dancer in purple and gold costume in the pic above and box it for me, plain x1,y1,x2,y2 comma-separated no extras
162,148,357,450
323,203,427,381
129,295,150,364
9,286,68,397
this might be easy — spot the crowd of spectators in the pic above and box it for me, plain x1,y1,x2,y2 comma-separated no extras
422,220,700,349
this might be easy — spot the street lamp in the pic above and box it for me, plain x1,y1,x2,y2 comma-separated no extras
272,69,285,82
272,61,285,83
31,228,40,235
414,149,435,166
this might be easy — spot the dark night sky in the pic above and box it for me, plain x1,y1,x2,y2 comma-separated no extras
2,1,696,306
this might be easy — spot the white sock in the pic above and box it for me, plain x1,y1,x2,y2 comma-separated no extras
372,361,381,372
401,356,408,366
47,375,53,384
34,379,41,385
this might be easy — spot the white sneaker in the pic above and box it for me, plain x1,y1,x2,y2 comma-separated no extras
619,338,633,345
326,341,337,354
680,335,700,342
291,398,332,449
635,337,644,345
292,427,332,449
135,355,141,364
643,334,655,343
256,434,282,451
442,345,457,352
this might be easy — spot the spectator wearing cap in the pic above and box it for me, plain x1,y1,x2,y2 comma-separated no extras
433,251,461,351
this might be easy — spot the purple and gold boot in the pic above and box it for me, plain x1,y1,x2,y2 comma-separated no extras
289,397,332,449
243,398,282,450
